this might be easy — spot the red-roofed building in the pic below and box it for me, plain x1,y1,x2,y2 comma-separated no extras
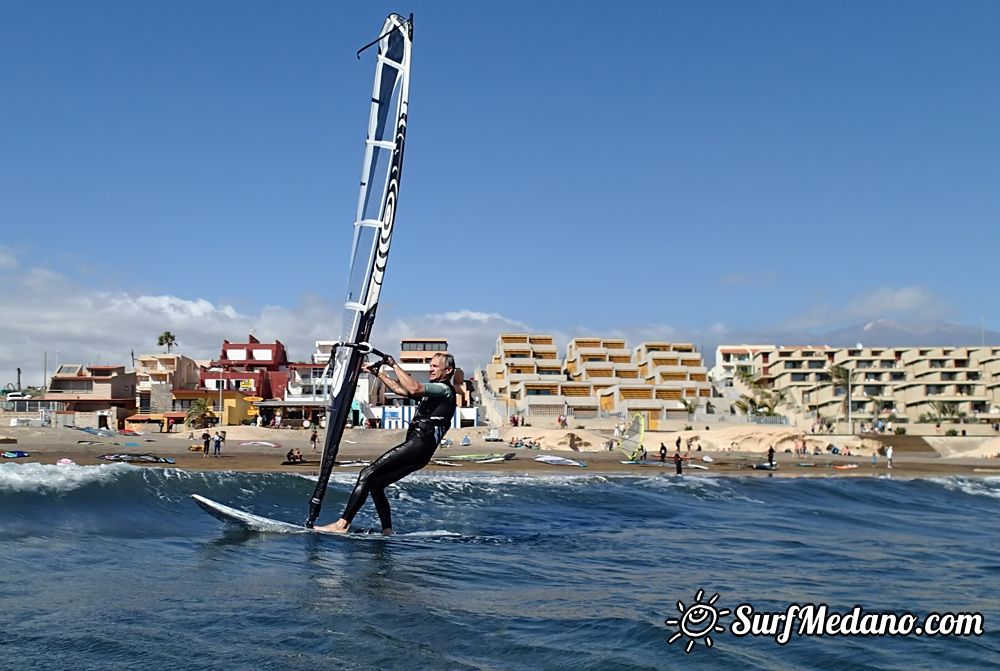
165,335,295,427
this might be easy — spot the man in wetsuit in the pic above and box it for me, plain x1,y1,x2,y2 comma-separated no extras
315,352,457,535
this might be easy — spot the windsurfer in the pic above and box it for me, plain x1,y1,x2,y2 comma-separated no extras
315,352,457,535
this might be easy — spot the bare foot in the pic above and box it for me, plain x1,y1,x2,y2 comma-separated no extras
314,519,350,534
381,528,394,536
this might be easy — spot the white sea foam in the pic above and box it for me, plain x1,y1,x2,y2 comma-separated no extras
928,476,1000,500
0,461,133,492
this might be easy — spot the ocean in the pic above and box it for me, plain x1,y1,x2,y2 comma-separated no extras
1,463,998,670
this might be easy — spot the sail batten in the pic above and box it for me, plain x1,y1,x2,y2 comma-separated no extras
305,14,413,528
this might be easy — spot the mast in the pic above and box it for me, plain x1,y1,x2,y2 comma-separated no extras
306,14,413,527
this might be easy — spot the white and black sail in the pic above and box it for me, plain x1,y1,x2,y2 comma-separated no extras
305,14,413,527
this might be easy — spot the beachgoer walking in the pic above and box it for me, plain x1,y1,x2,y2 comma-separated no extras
767,445,775,467
310,429,319,453
202,431,211,458
886,444,893,469
213,432,222,456
315,353,457,535
659,443,667,462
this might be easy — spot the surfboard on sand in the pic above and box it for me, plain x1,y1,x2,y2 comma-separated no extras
191,495,379,536
446,452,517,463
237,441,283,448
534,455,586,467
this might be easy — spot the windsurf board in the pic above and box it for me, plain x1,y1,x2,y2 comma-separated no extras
192,495,379,536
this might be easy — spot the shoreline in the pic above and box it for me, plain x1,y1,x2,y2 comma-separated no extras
2,425,998,479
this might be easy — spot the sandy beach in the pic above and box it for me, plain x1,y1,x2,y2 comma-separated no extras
2,424,999,479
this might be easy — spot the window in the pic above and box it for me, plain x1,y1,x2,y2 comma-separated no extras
526,388,554,396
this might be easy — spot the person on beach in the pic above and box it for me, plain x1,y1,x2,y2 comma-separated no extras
767,445,775,467
659,443,667,463
213,432,222,457
202,431,211,458
315,353,457,535
673,449,683,475
310,429,319,453
886,444,893,469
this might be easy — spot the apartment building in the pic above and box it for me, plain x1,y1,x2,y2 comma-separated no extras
710,345,777,384
745,345,1000,424
127,353,201,431
484,334,713,425
44,364,138,430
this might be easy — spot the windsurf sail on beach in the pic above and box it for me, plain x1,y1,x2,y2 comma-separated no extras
305,14,414,528
616,413,645,461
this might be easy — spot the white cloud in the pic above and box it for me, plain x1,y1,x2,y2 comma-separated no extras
779,286,953,332
0,246,17,272
0,258,530,386
379,310,530,371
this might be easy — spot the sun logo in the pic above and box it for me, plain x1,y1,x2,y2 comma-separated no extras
664,589,730,653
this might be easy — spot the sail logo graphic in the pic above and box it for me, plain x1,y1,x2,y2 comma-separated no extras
664,589,729,653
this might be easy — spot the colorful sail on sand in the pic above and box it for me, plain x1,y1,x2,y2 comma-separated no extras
305,14,414,528
616,413,645,461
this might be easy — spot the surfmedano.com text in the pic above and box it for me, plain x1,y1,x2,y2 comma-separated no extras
731,603,984,645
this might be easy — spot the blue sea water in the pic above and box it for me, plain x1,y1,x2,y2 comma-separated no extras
1,463,998,670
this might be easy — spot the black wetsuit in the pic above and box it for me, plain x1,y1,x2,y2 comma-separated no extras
339,381,456,529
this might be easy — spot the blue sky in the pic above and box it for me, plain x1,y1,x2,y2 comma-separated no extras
2,1,999,385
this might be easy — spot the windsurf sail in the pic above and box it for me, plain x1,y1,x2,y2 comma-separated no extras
616,413,645,461
305,14,413,528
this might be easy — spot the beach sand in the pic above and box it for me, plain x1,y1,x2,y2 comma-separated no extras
2,424,999,478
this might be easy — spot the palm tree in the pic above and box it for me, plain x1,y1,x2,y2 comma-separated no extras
732,394,761,416
757,389,787,416
186,398,212,428
828,365,856,422
157,331,178,353
680,398,698,419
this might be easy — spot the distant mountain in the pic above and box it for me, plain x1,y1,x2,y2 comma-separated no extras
816,319,1000,348
698,319,1000,367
